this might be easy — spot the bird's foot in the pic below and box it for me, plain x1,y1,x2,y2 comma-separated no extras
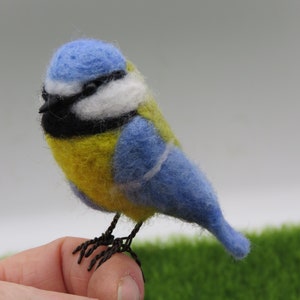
86,234,142,271
72,213,120,264
72,215,144,278
72,232,115,264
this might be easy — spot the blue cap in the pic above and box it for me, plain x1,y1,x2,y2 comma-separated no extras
47,39,126,82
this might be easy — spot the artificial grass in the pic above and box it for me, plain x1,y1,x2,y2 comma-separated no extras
135,225,300,300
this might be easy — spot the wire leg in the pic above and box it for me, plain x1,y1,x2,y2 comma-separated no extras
72,213,121,263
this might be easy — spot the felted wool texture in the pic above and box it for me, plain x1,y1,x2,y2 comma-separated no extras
45,131,155,222
71,72,148,120
47,39,126,83
114,117,250,259
40,39,250,259
42,108,137,139
44,80,83,97
125,60,181,147
69,181,110,212
138,97,181,147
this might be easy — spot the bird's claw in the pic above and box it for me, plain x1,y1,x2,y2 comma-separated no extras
72,214,145,280
72,233,115,264
73,235,143,278
87,236,138,270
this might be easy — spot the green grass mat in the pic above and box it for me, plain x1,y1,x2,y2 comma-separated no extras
135,225,300,300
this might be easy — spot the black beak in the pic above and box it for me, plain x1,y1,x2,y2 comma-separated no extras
39,94,62,113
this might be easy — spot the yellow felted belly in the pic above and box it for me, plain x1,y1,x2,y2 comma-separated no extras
45,130,155,222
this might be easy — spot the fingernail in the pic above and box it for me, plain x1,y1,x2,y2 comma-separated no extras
118,275,140,300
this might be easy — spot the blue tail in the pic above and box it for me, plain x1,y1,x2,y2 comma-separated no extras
206,217,250,259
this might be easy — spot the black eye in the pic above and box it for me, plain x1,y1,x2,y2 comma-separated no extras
83,82,98,97
80,70,127,99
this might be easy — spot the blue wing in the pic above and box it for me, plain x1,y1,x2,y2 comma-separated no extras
113,116,250,259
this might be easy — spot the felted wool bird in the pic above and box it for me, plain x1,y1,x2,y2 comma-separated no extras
39,39,250,271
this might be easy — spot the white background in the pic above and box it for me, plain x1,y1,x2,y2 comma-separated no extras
0,0,299,253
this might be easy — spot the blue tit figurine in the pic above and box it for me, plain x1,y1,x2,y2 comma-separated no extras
39,39,250,271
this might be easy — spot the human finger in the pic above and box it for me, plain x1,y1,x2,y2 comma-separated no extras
0,280,97,300
0,237,144,299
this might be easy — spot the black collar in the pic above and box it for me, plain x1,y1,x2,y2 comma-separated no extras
41,109,138,138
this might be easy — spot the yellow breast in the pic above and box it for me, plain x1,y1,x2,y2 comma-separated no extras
45,130,155,222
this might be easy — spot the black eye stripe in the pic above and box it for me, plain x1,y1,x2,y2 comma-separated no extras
81,70,126,98
42,70,126,104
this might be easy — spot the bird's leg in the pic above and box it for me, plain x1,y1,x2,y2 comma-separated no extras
88,221,143,271
73,214,144,278
72,213,120,264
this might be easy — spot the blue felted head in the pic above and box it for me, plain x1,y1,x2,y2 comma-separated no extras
46,39,126,83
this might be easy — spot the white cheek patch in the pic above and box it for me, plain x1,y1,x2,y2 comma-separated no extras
44,79,82,96
71,73,148,120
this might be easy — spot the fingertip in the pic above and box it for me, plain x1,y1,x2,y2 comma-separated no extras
117,274,141,300
87,253,144,300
